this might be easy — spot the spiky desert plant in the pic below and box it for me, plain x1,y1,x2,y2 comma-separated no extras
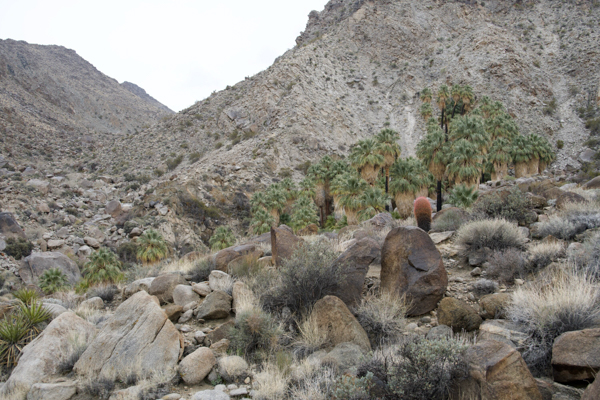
84,248,123,285
511,135,533,178
448,184,479,208
299,177,316,200
375,128,402,195
136,229,169,265
38,268,70,294
337,175,370,225
414,197,432,232
290,195,319,232
13,288,39,305
420,102,433,120
488,137,513,181
528,134,555,175
17,300,51,335
279,177,299,212
349,139,384,185
250,208,275,235
447,139,484,188
0,313,31,368
389,157,428,218
209,226,236,251
358,186,389,221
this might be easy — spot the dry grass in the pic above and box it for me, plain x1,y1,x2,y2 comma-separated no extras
527,241,565,271
209,271,235,295
252,361,289,400
354,292,407,347
292,313,329,358
288,358,336,400
75,302,109,325
456,218,527,252
159,258,197,274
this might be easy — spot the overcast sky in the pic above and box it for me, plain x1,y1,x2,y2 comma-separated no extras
0,0,329,112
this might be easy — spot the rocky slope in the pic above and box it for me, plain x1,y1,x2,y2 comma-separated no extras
0,39,173,169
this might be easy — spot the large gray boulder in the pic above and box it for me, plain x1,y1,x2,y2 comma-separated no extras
19,252,81,286
0,212,27,239
122,277,155,299
179,347,217,384
380,226,447,316
173,284,200,307
26,381,77,400
271,226,303,267
74,291,183,380
148,274,187,304
195,290,232,320
0,312,96,400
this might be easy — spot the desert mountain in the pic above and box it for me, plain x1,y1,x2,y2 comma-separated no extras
0,38,173,167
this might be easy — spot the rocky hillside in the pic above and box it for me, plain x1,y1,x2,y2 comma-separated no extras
100,0,600,222
0,39,173,168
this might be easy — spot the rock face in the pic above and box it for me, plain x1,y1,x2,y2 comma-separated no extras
552,328,600,383
122,277,155,299
173,284,200,307
74,291,183,379
380,226,447,316
214,244,258,272
26,381,77,400
195,290,232,320
148,274,187,303
437,297,482,332
460,340,542,400
583,376,600,400
311,295,371,353
0,312,96,400
0,212,27,239
477,320,529,349
325,237,380,306
271,226,303,267
556,191,587,209
19,252,81,286
179,347,217,385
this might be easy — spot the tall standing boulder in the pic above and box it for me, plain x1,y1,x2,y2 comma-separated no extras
325,237,380,307
271,226,303,267
0,312,97,400
19,252,81,286
380,226,447,316
74,291,183,380
311,295,371,353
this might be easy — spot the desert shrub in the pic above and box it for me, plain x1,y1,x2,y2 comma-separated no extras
188,257,216,282
431,209,468,232
262,241,341,317
57,341,87,374
4,238,33,260
228,257,261,279
82,377,115,400
136,229,169,265
470,279,498,296
209,226,236,251
83,248,123,285
38,268,70,294
188,151,202,164
527,241,565,272
87,284,118,302
456,218,527,252
448,184,479,208
571,231,600,279
166,155,183,171
414,197,432,232
288,359,336,400
228,308,281,362
536,215,582,240
252,361,289,400
179,193,220,220
508,269,600,376
354,292,407,348
117,241,138,266
472,187,532,223
210,273,234,295
486,248,527,284
331,372,374,400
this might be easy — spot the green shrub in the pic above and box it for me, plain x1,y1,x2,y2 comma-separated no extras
456,218,527,252
117,241,138,265
4,238,33,260
83,248,123,285
166,155,183,171
209,226,236,251
448,184,479,208
188,258,216,282
250,208,275,235
189,152,202,164
472,187,532,223
331,372,374,400
179,193,220,220
556,140,564,149
228,308,281,362
153,168,164,177
136,229,169,265
38,268,70,294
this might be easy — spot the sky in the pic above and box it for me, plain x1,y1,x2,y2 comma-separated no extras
0,0,329,112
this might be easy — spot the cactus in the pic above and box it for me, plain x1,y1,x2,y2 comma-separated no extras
414,197,432,232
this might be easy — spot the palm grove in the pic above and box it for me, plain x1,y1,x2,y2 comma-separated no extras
247,85,556,235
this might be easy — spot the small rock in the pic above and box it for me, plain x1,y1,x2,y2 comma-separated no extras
470,267,482,277
81,297,104,310
192,282,212,297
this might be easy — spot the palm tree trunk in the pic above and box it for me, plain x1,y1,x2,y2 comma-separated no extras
345,209,359,226
394,192,415,219
527,158,539,176
539,161,548,174
361,165,379,186
515,162,528,178
492,163,508,181
436,180,443,212
269,209,280,227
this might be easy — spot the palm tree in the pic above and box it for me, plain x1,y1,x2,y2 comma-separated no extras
299,177,316,200
447,139,484,188
265,184,287,226
279,178,298,212
337,176,369,225
417,124,448,211
488,137,513,181
358,186,389,221
331,171,352,218
250,208,275,235
136,229,169,265
84,248,123,284
437,84,451,132
461,85,474,113
450,115,490,155
375,129,402,196
420,87,433,103
307,157,350,226
420,102,433,120
250,191,268,213
349,139,385,186
538,137,556,173
511,135,533,178
527,134,552,176
389,157,428,218
290,195,319,232
485,112,519,142
209,226,236,251
448,184,479,208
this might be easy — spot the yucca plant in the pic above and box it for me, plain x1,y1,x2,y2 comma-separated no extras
38,268,70,294
136,229,169,265
0,314,31,368
17,300,51,335
13,288,39,305
84,248,123,284
448,184,479,209
250,207,276,235
209,226,236,251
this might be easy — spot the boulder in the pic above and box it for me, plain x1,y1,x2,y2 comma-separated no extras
73,291,183,380
84,236,101,249
163,304,183,322
43,303,68,319
479,293,511,319
37,203,51,214
311,295,371,353
179,347,217,384
218,356,249,382
321,342,365,373
459,340,542,400
26,381,77,400
122,277,155,299
535,378,584,400
209,270,233,292
380,226,447,316
429,231,454,244
192,282,212,297
26,179,49,194
214,244,258,272
556,191,587,209
0,212,27,240
426,325,453,341
207,320,235,344
20,252,81,286
148,274,187,303
552,328,600,383
271,226,303,267
47,239,65,249
363,212,394,230
81,297,104,310
583,176,600,190
324,238,380,307
437,297,482,332
210,338,230,354
0,312,96,400
583,376,600,400
191,390,230,400
477,320,529,349
227,250,263,272
105,200,122,218
195,290,232,320
173,285,200,307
